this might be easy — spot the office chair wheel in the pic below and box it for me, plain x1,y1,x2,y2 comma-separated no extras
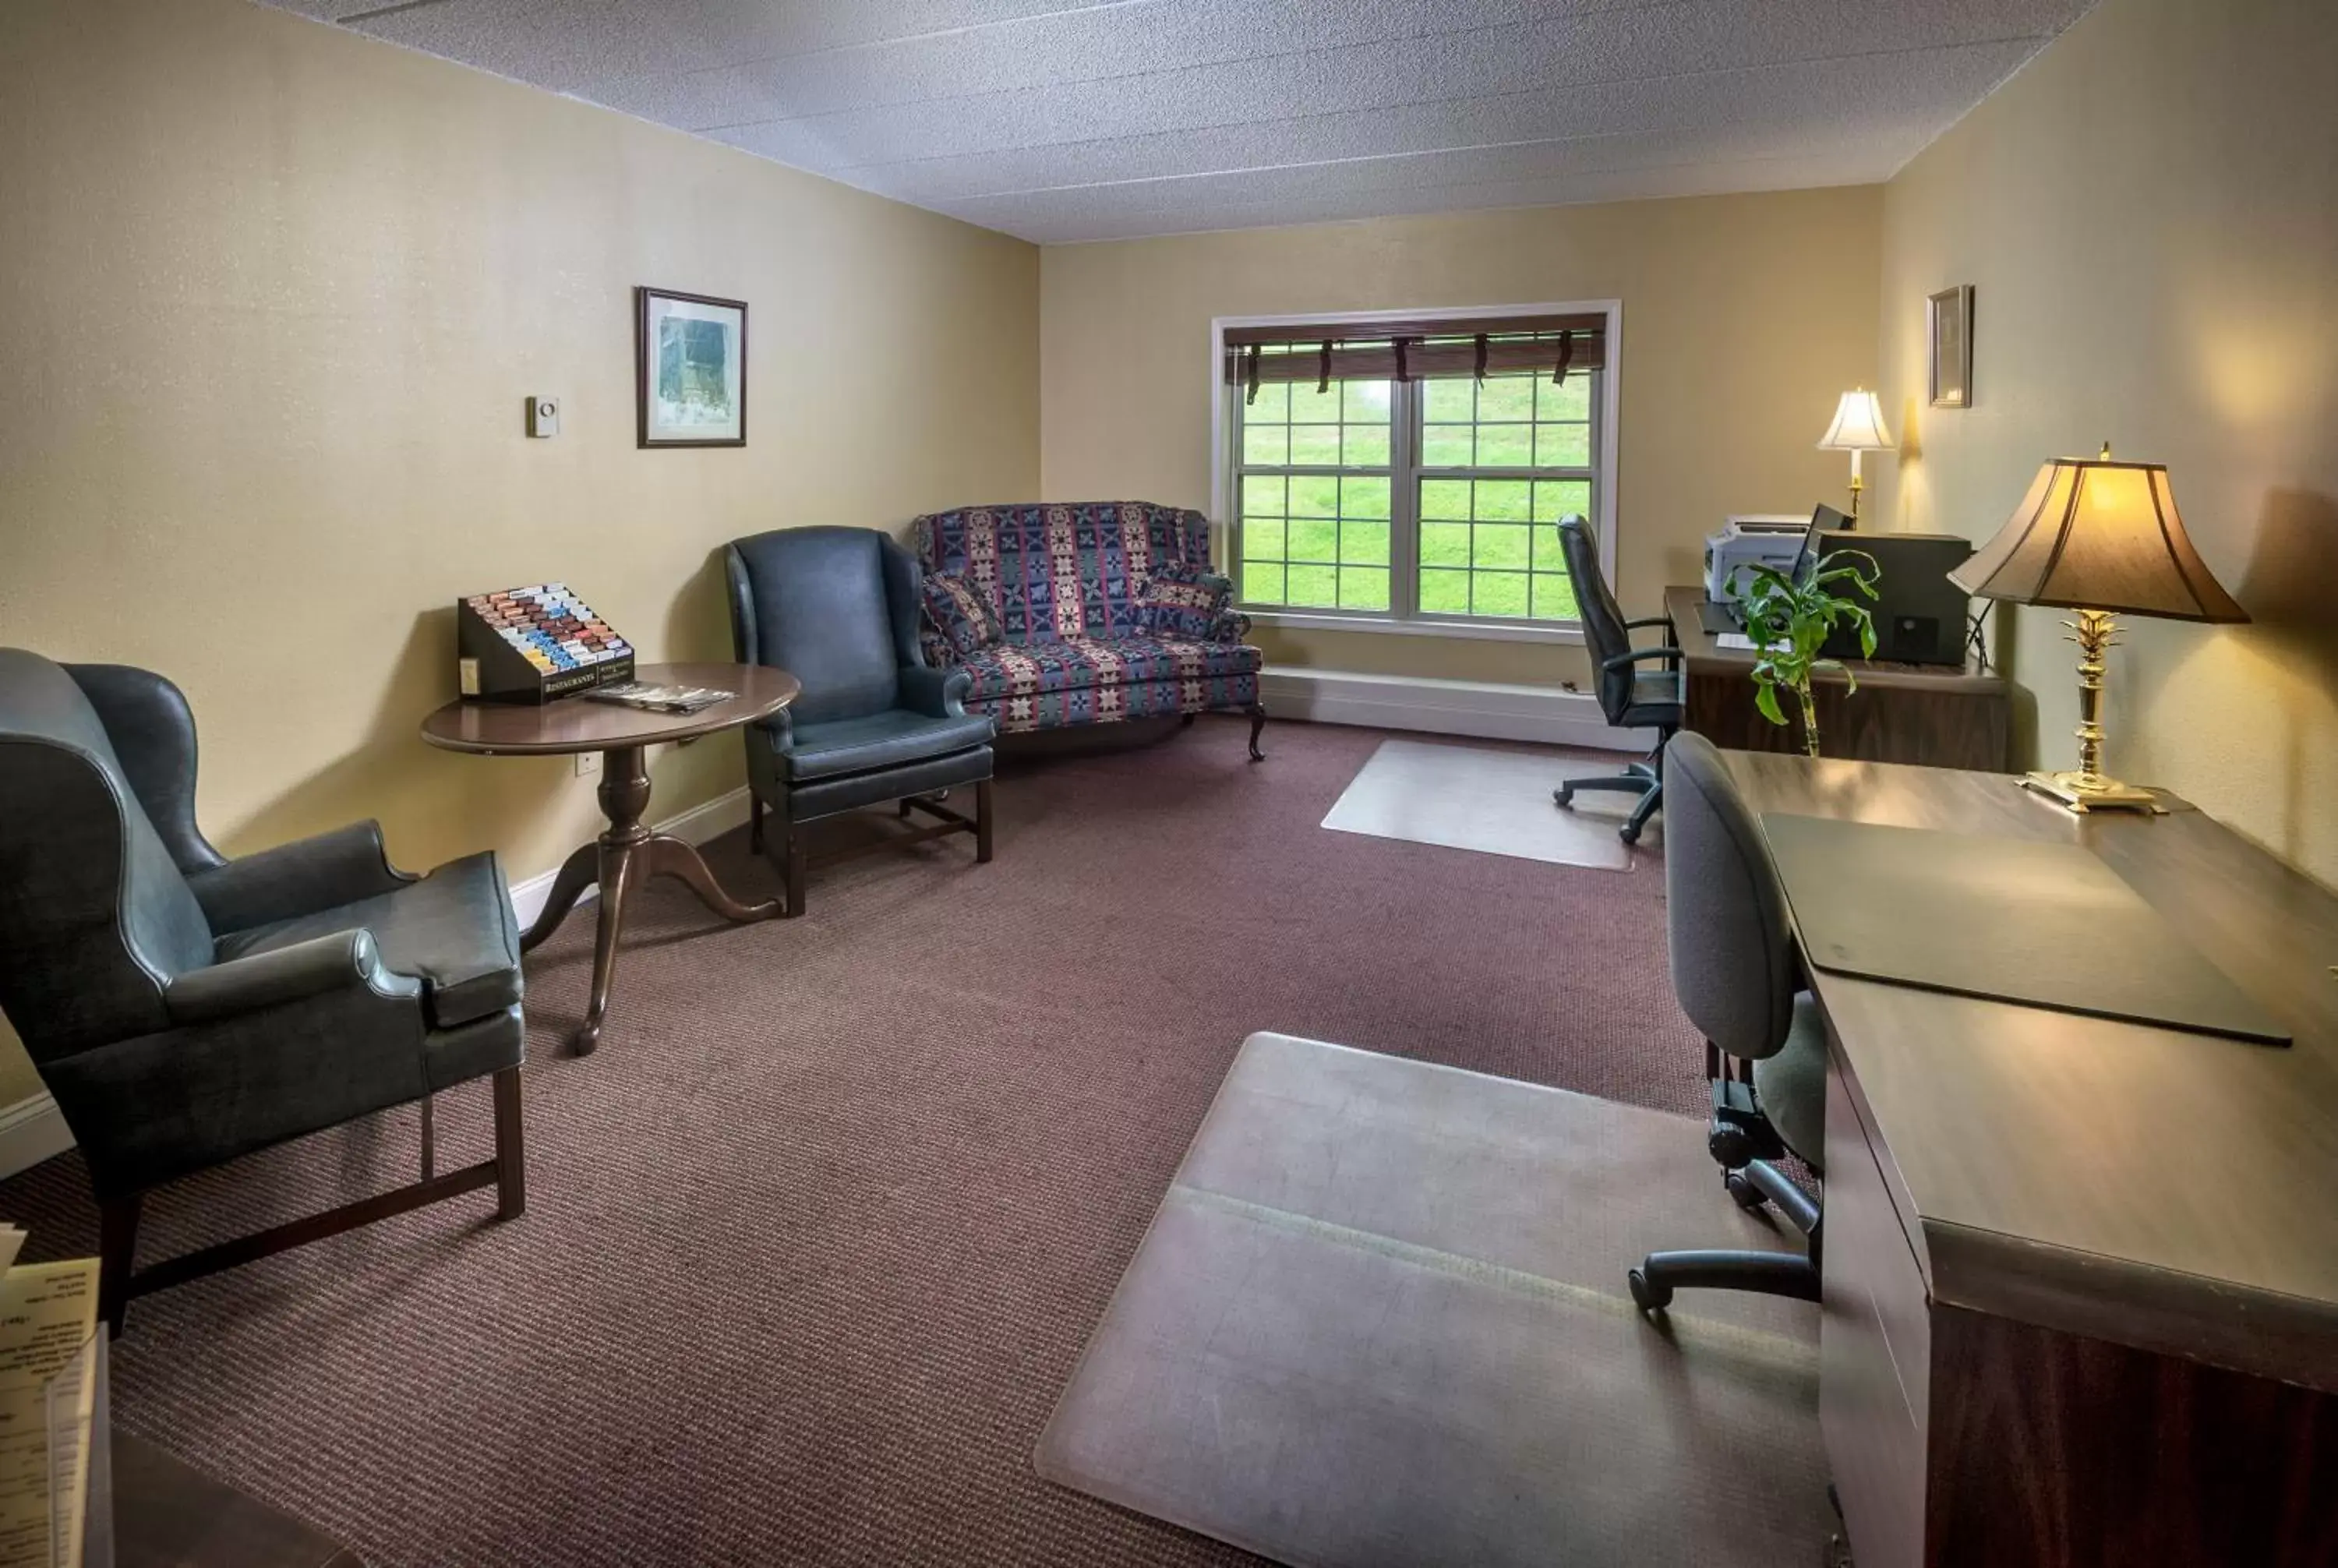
1554,782,1577,808
1626,1266,1672,1314
1619,821,1641,845
1726,1169,1767,1211
1708,1120,1757,1170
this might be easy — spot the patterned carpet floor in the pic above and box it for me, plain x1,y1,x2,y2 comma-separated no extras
0,716,1702,1566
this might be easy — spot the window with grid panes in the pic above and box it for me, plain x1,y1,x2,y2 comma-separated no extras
1231,340,1602,627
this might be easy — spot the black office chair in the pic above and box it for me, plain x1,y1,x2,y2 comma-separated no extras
1550,515,1682,845
1627,730,1824,1312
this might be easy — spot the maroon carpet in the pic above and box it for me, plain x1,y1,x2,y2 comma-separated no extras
0,717,1703,1566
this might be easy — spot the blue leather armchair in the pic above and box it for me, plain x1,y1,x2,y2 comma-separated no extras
0,649,527,1333
725,527,997,916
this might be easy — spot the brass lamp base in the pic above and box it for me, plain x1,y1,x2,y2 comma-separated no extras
2021,769,2161,814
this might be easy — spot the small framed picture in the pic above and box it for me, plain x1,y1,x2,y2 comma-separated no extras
1929,284,1973,409
635,287,746,447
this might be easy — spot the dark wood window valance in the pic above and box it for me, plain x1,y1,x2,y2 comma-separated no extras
1223,312,1607,397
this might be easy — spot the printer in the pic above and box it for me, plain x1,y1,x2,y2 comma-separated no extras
1703,515,1810,602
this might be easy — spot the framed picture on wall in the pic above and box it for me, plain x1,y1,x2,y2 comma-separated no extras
636,287,747,447
1929,284,1973,408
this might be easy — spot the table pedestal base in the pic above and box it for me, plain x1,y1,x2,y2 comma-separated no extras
521,744,779,1054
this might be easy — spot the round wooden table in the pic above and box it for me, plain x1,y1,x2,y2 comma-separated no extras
422,662,800,1055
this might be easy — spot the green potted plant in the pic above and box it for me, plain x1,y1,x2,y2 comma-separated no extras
1738,553,1882,758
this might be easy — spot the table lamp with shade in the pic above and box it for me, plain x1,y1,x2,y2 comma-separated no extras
1817,389,1893,524
1951,445,2249,812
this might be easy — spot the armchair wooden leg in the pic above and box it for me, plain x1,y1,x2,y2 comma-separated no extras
98,1195,141,1339
775,793,807,920
492,1066,526,1221
976,778,994,864
1246,701,1268,762
94,1072,525,1337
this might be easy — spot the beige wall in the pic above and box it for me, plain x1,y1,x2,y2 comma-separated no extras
0,0,1039,1103
1872,0,2338,886
1039,187,1884,687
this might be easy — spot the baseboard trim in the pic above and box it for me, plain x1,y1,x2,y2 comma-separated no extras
507,783,754,927
0,1090,74,1181
0,783,761,1181
1262,669,1651,751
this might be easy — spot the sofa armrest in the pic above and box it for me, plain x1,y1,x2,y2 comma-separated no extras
898,663,973,719
187,821,411,934
1206,609,1254,643
165,929,421,1027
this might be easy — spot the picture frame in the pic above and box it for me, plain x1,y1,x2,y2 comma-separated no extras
635,286,747,447
1928,284,1973,409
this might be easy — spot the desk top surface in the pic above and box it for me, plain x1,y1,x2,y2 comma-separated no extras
419,662,798,755
1727,750,2338,1390
1664,584,2007,691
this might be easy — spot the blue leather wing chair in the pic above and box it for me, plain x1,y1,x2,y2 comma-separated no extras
725,527,998,916
0,649,527,1333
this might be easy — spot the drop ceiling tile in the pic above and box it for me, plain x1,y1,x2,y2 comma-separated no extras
259,0,2095,242
848,41,2039,204
703,3,2077,175
929,121,1903,232
989,150,1889,243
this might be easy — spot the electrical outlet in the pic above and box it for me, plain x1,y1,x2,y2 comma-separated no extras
575,751,600,779
526,395,560,437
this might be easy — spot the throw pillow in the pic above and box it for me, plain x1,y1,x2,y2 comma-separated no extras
920,572,1005,658
1135,559,1234,641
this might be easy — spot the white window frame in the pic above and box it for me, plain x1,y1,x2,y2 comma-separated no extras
1208,299,1622,646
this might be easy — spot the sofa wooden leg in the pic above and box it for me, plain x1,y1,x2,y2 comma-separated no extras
1246,701,1268,762
976,779,995,864
98,1195,142,1339
492,1067,526,1221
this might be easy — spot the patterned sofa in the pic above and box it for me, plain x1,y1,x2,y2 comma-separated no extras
911,502,1267,758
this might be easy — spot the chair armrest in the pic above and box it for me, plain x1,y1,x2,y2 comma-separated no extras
1206,609,1254,642
1623,615,1672,631
898,663,972,719
164,930,421,1027
186,821,411,934
1601,645,1685,674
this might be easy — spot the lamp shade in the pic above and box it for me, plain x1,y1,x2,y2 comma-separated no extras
1950,454,2248,623
1817,389,1893,451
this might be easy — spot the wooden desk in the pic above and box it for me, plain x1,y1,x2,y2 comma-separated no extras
422,662,800,1056
1665,584,2010,770
1729,752,2338,1567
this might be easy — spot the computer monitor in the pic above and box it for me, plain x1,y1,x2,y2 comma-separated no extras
1790,503,1854,583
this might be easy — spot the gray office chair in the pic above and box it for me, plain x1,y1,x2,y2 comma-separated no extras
1550,516,1682,845
726,526,997,917
0,650,527,1334
1627,730,1824,1311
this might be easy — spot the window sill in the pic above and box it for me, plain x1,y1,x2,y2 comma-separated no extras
1240,609,1584,645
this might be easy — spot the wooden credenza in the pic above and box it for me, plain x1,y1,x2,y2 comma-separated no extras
1663,584,2010,771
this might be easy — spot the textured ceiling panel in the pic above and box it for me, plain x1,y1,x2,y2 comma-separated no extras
260,0,2093,242
851,42,2033,202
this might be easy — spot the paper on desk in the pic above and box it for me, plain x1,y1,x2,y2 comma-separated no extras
0,1259,102,1568
0,1232,23,1277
